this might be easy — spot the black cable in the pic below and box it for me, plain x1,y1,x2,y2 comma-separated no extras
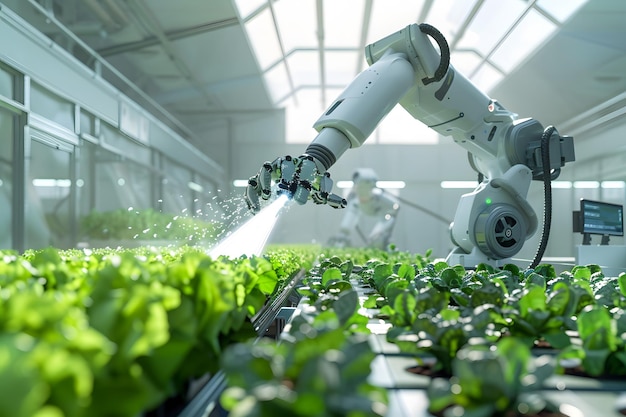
418,23,450,85
529,126,556,269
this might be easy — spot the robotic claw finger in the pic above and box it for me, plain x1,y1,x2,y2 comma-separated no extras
244,154,346,214
245,22,575,268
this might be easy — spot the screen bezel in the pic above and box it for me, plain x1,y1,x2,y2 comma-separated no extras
580,198,624,237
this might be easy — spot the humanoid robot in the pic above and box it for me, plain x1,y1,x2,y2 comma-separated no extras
245,23,575,268
328,168,400,250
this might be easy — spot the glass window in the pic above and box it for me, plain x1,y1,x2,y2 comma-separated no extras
76,145,156,246
94,147,153,213
30,82,75,131
76,139,96,223
27,139,73,249
245,8,282,71
0,108,14,249
101,122,151,166
161,158,192,215
0,64,16,101
80,109,96,136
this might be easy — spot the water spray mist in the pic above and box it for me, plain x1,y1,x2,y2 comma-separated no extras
208,194,290,259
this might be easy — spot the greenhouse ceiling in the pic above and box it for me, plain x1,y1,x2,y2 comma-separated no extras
235,0,587,144
3,0,626,147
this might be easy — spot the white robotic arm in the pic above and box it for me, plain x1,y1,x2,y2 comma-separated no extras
245,23,575,266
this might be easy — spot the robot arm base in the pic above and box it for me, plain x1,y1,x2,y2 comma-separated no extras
450,165,535,260
445,246,512,269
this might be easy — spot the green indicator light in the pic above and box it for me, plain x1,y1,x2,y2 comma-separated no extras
485,198,492,205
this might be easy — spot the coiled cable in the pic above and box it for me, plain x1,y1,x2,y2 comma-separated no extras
529,126,557,269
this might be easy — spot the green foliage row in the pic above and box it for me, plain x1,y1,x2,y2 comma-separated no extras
352,258,626,416
0,245,317,417
360,260,626,375
222,247,626,417
221,254,388,417
4,242,625,417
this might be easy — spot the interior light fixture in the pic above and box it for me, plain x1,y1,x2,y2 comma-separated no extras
573,181,600,189
337,180,406,189
440,181,479,189
32,179,72,187
601,181,626,189
551,181,572,189
187,181,204,193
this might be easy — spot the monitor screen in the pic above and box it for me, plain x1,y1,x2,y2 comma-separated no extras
580,199,624,236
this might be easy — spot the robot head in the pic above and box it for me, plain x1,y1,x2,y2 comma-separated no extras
352,168,378,202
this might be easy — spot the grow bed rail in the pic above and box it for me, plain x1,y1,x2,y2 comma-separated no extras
253,269,305,338
174,269,305,417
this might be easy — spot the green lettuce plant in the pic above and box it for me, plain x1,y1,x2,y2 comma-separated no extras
0,245,310,417
558,305,626,377
220,270,386,417
427,338,555,417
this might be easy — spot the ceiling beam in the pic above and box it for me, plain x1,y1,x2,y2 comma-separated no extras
96,17,239,57
355,0,373,74
316,0,326,106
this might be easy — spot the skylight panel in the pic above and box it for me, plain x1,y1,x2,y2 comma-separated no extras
456,0,527,57
285,90,326,143
324,51,360,85
245,8,282,70
491,9,556,73
323,0,363,47
247,0,582,146
264,62,290,103
368,0,425,42
274,0,318,52
376,106,439,144
450,50,483,78
324,87,345,109
233,0,267,20
287,51,321,88
425,0,478,41
471,62,504,92
536,0,588,23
